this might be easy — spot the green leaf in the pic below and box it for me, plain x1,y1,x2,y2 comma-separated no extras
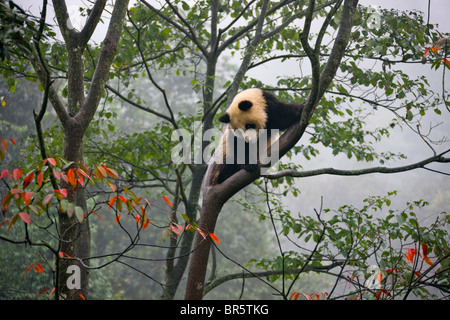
75,206,84,222
182,1,190,10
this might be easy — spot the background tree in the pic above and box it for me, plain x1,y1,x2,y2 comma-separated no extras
1,0,129,299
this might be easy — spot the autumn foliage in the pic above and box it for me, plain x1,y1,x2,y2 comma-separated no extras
0,142,218,297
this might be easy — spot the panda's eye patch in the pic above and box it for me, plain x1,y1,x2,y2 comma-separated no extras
238,100,253,111
245,123,256,130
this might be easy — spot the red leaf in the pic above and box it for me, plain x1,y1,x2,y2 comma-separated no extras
23,172,34,188
162,196,173,208
54,189,68,199
105,166,118,179
11,188,21,198
108,182,116,193
0,138,7,152
43,193,53,206
37,288,50,296
1,169,10,180
8,214,19,231
0,219,9,227
60,172,69,183
376,290,382,300
290,292,300,300
13,168,22,181
197,229,207,239
96,165,107,179
422,244,433,265
2,192,13,211
48,288,55,297
406,248,416,263
170,224,180,235
67,168,77,186
25,263,35,274
77,168,93,182
302,293,313,300
59,252,71,258
22,192,33,205
115,214,121,225
37,171,43,187
45,158,56,166
34,263,44,273
443,58,450,67
108,196,117,209
209,233,220,244
376,272,383,284
18,212,31,224
90,210,105,222
79,293,86,300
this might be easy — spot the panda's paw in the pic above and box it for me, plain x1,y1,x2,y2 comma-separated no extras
242,163,259,172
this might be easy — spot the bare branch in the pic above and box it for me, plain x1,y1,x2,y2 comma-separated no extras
141,0,209,58
263,149,450,179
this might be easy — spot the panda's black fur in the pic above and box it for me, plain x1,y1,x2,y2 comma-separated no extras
215,88,304,184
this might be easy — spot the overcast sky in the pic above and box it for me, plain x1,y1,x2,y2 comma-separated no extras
14,0,449,40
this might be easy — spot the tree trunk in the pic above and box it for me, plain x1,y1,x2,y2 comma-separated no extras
57,127,90,299
40,0,129,299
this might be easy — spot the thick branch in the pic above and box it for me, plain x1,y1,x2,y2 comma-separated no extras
75,0,130,130
79,0,108,45
26,39,70,126
264,151,450,179
204,263,341,296
278,0,358,160
52,0,76,45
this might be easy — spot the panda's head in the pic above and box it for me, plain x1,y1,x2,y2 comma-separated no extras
218,88,268,143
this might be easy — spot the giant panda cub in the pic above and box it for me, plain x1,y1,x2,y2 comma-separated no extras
214,88,304,184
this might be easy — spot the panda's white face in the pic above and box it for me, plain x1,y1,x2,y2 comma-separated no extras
218,88,268,143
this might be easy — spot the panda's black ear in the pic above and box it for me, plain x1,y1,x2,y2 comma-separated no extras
218,112,230,123
238,100,253,111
